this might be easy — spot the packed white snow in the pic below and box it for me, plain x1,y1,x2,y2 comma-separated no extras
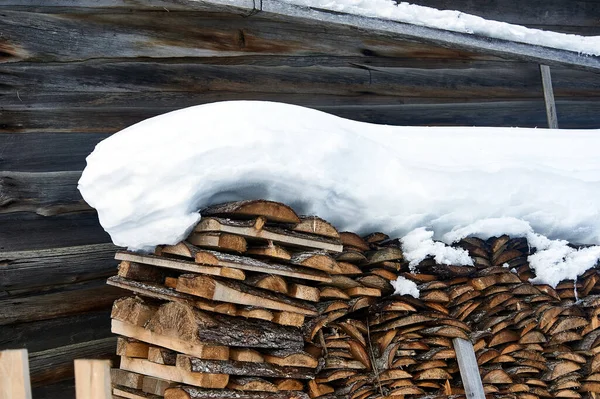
279,0,600,56
391,276,420,298
401,228,473,271
78,101,600,286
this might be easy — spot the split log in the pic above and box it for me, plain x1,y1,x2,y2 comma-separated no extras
164,386,310,399
193,217,342,252
186,233,247,253
145,301,304,349
201,200,300,224
293,216,339,239
176,274,318,316
120,356,228,389
177,355,316,379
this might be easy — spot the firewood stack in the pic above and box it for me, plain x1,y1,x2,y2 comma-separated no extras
106,200,362,399
104,199,600,399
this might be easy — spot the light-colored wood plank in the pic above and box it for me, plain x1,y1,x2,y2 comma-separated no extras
0,349,32,399
176,274,318,316
115,252,245,281
540,64,559,129
112,319,230,361
74,359,112,399
120,356,228,389
453,338,486,399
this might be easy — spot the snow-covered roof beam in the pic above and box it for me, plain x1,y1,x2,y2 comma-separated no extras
201,0,600,73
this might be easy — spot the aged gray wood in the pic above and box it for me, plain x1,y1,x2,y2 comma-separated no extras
0,133,110,172
28,337,117,386
0,212,111,251
0,171,90,216
0,243,118,293
249,0,600,72
2,62,598,98
0,310,112,353
0,279,124,325
540,65,559,129
453,338,486,399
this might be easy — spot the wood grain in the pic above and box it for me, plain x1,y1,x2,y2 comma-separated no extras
0,349,32,399
74,359,111,399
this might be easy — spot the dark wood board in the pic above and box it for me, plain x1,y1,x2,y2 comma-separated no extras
0,243,118,293
0,279,124,325
0,310,112,352
0,212,111,251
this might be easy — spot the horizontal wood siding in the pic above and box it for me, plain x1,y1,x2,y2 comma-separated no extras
0,2,597,398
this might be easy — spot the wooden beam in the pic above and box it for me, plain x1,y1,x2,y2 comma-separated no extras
209,0,600,72
540,64,559,128
74,359,112,399
0,349,32,399
453,338,486,399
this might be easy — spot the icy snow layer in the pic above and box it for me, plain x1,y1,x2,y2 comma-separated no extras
78,101,600,285
391,276,420,298
280,0,600,55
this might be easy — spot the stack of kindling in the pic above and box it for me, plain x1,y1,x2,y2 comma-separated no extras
106,199,600,399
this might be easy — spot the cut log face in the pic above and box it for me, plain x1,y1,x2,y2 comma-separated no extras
339,232,370,252
201,200,301,224
293,216,340,239
186,233,248,254
247,243,292,261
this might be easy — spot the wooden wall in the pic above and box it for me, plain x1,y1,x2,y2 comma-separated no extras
0,1,598,397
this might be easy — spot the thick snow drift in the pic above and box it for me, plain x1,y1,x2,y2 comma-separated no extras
78,101,600,285
280,0,600,56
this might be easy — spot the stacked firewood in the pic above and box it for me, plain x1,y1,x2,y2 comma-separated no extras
106,199,600,399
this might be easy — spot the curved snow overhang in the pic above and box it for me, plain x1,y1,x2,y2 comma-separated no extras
194,0,600,73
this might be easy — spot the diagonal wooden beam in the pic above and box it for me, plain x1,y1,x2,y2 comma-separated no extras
540,65,559,128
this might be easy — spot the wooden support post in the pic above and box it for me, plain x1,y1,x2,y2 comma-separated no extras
74,359,112,399
453,338,485,399
540,64,558,129
0,349,32,399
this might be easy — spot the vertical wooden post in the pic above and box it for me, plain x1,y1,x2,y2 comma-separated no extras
539,64,558,129
0,349,33,399
74,359,112,399
453,338,486,399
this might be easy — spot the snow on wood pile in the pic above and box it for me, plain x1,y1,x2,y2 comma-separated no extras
107,199,600,399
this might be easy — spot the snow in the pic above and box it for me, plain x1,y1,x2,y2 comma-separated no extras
78,100,600,286
401,228,473,271
391,276,420,299
280,0,600,56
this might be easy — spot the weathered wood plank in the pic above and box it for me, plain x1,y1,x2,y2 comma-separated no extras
0,171,89,216
453,338,486,399
0,133,109,172
0,10,491,63
540,64,559,129
0,279,124,325
0,243,118,294
0,310,112,352
0,212,110,251
1,62,598,99
28,337,117,386
31,379,75,399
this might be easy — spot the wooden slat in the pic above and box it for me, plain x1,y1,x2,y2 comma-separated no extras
29,337,117,386
74,359,111,399
0,212,110,251
115,252,245,281
453,338,486,399
540,64,559,128
119,356,229,389
0,349,32,399
0,243,118,293
0,171,90,216
0,280,124,325
0,310,112,353
112,319,230,361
